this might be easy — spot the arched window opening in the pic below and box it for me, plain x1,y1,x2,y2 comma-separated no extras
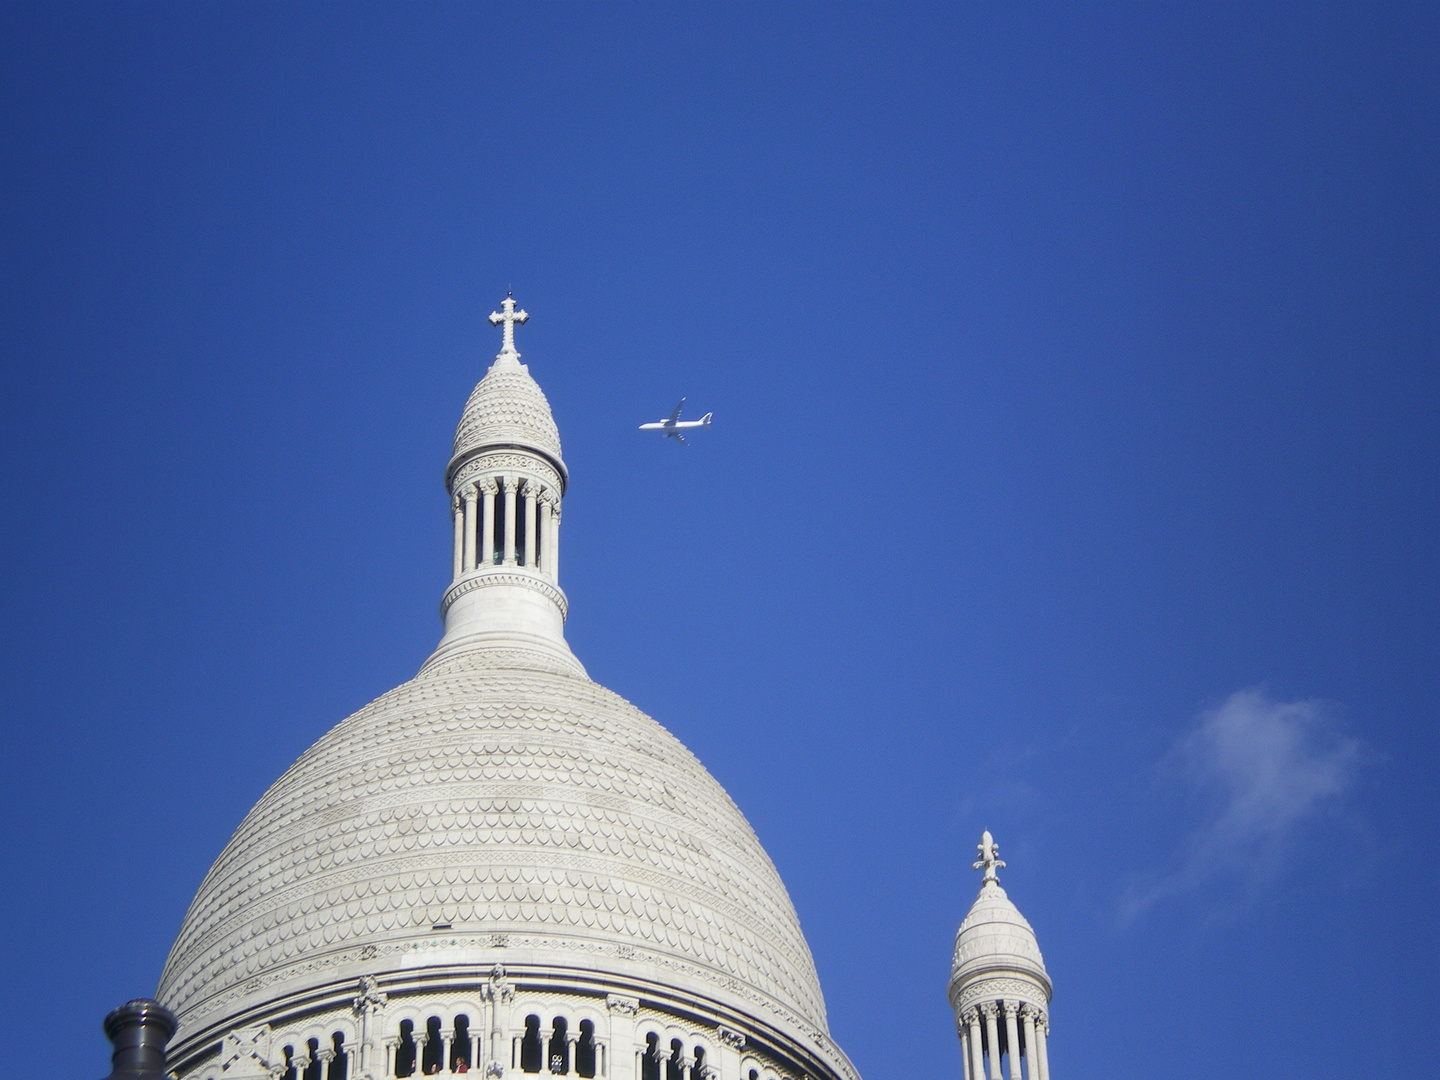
328,1033,348,1080
492,485,506,565
574,1020,596,1079
422,1018,443,1075
531,497,542,570
665,1039,683,1080
520,1016,543,1074
548,1017,569,1074
451,1015,471,1073
304,1038,322,1080
692,1047,705,1079
641,1034,661,1080
281,1046,297,1080
748,1071,759,1080
395,1021,417,1078
524,492,535,570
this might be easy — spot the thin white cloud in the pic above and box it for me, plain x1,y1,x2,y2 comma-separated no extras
1121,688,1360,921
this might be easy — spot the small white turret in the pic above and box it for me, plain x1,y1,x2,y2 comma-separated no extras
427,293,584,677
949,831,1053,1080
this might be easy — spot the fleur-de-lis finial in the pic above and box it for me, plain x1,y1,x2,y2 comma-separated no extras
973,829,1005,883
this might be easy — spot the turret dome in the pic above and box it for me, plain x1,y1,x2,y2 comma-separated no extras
950,880,1050,993
450,359,564,480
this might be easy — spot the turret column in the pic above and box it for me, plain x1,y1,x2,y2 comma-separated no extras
981,1003,1002,1080
1034,1015,1049,1080
502,478,518,565
1020,1008,1039,1080
480,478,497,567
1002,1003,1022,1080
462,486,479,573
452,495,464,580
966,1009,985,1080
523,482,538,568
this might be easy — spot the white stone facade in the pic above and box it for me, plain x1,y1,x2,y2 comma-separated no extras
157,299,862,1080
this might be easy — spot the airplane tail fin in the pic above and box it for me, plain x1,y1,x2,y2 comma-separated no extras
700,412,713,425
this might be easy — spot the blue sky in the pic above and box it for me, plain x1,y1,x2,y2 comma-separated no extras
1,4,1436,1078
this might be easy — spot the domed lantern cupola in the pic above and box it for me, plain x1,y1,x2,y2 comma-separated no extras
948,832,1053,1080
431,293,582,676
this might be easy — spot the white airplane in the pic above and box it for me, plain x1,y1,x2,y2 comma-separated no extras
639,398,712,445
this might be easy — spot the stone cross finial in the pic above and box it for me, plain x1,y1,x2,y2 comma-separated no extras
973,829,1005,882
488,293,529,358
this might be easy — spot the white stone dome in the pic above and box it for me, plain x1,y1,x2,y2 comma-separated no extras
949,880,1051,996
450,357,565,477
156,641,830,1045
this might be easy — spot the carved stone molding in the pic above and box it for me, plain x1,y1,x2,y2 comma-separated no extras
717,1027,746,1050
447,448,566,495
439,569,568,621
956,976,1047,1014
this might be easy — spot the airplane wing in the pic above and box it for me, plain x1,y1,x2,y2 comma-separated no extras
670,431,689,446
667,398,685,424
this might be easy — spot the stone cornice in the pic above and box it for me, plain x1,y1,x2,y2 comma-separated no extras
447,443,567,495
439,569,568,621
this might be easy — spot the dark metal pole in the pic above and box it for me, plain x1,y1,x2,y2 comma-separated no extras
101,998,178,1080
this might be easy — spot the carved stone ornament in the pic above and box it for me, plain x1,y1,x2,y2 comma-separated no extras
484,964,515,1004
605,994,639,1016
353,975,387,1014
484,1063,504,1078
501,476,519,494
220,1025,272,1077
716,1027,746,1050
1002,1001,1021,1018
978,1002,999,1020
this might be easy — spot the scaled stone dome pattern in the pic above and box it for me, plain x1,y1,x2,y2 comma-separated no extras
452,362,564,464
951,883,1048,985
157,650,827,1037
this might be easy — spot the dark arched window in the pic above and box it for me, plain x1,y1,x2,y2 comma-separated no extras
304,1039,322,1080
281,1046,297,1080
451,1015,471,1073
422,1018,443,1075
641,1034,661,1080
327,1033,348,1080
548,1017,569,1074
395,1021,417,1078
692,1047,705,1079
749,1071,759,1080
574,1020,596,1079
520,1016,542,1074
666,1039,683,1080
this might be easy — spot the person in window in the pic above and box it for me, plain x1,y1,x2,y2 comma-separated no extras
426,1063,440,1075
454,1059,468,1074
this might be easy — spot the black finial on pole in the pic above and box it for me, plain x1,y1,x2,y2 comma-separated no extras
101,999,178,1080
